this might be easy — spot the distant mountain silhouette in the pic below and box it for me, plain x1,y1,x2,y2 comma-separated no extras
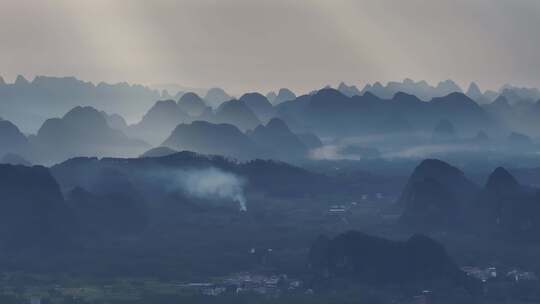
309,231,468,286
361,79,462,101
139,146,179,158
213,99,261,131
0,119,30,159
269,88,296,105
276,89,495,138
483,93,540,137
508,132,532,145
127,99,190,145
100,111,128,132
31,106,148,163
204,87,232,108
248,118,310,160
432,119,457,141
398,159,478,228
239,92,276,123
337,82,361,97
297,132,323,149
162,121,261,160
0,153,31,166
474,167,540,239
177,92,208,117
265,91,277,104
498,85,540,104
465,82,490,104
0,164,74,250
0,75,162,132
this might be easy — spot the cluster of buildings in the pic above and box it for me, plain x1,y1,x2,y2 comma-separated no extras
461,266,498,282
461,266,537,283
179,272,303,297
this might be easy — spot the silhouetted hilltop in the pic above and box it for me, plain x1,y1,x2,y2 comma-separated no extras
271,88,296,105
0,75,161,132
297,132,323,149
337,82,361,97
249,118,309,160
128,99,190,145
139,146,179,158
486,167,520,192
499,85,540,104
31,106,148,163
276,89,495,137
178,92,208,117
214,99,261,131
361,79,462,101
1,153,31,166
0,119,30,158
162,121,261,160
204,87,232,108
309,231,466,286
398,159,478,228
100,111,128,132
465,82,490,104
239,92,275,123
483,93,540,137
432,119,457,140
429,93,488,127
0,164,74,250
474,167,540,238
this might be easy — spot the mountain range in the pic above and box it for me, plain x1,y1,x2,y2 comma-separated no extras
309,231,471,288
398,159,540,239
275,89,496,138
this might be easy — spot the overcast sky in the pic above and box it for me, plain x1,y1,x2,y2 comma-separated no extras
1,0,539,94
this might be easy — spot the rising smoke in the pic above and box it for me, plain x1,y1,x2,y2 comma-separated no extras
171,167,247,211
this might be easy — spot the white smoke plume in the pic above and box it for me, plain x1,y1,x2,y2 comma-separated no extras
175,167,247,211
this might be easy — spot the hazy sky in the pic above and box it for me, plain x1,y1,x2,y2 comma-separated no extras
1,0,539,94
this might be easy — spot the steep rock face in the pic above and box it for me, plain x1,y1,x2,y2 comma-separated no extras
0,164,74,249
398,159,479,228
309,231,465,285
162,121,261,160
